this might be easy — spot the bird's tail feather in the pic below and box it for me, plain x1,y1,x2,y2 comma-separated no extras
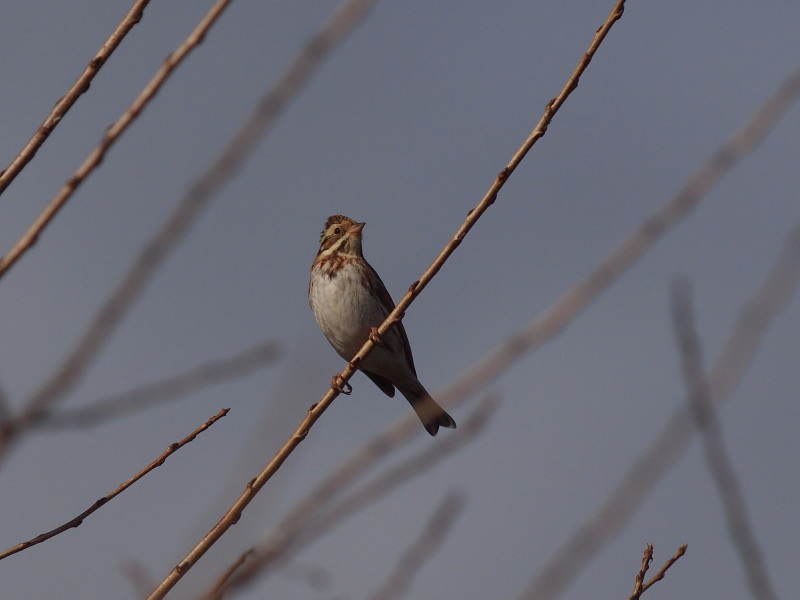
397,385,456,436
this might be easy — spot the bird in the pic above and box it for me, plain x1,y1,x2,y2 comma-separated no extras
308,214,456,435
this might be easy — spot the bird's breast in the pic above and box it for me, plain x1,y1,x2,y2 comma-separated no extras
309,262,386,359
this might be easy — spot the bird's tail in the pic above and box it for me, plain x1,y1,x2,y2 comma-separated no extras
397,384,456,436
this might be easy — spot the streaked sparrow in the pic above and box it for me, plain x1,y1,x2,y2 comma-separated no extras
309,215,456,435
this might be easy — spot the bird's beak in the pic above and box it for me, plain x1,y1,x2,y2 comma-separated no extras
349,222,365,235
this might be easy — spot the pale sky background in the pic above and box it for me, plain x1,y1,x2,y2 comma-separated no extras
1,1,799,599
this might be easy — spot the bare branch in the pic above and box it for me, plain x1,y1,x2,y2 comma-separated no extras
37,341,279,429
671,281,779,600
368,491,466,600
515,225,800,600
0,408,228,561
0,0,152,197
147,2,629,595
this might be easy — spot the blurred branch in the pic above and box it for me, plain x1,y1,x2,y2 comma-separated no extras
628,544,687,600
0,408,228,561
0,0,235,279
121,560,156,599
671,281,779,600
0,382,10,426
203,394,499,599
0,0,238,460
36,341,279,430
151,3,629,595
516,226,800,600
368,491,466,600
0,0,152,197
436,60,800,412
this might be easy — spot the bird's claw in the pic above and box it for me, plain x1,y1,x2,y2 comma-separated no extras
330,374,352,395
369,327,383,345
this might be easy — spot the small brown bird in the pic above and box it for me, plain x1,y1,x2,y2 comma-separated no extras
308,215,456,435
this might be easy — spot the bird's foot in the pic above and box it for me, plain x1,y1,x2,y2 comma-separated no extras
330,374,352,395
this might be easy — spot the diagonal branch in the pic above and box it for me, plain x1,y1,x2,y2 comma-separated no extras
0,408,228,561
671,281,779,600
0,0,153,197
145,2,628,597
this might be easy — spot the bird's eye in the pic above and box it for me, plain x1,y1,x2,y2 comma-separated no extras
333,227,341,235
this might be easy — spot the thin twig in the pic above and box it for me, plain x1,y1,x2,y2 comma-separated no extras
0,0,234,279
368,491,466,600
203,394,499,599
640,544,687,595
0,0,152,197
628,544,653,600
671,281,779,600
0,408,228,561
148,2,627,596
36,341,279,429
515,226,800,600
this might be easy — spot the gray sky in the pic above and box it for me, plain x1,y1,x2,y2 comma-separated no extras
1,1,799,599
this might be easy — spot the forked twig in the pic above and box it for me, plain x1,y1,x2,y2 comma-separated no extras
640,544,687,595
145,2,628,598
0,0,152,196
628,544,687,600
0,408,228,561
